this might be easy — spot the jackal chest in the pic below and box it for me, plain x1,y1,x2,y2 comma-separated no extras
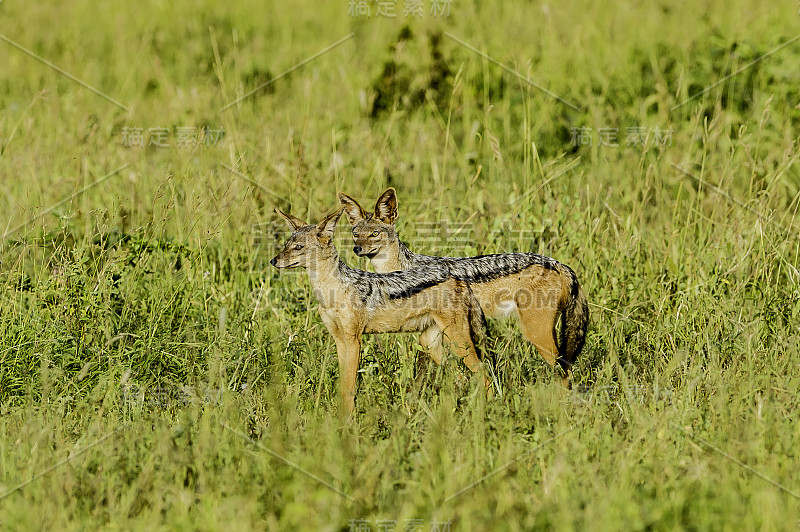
369,252,408,273
312,284,358,309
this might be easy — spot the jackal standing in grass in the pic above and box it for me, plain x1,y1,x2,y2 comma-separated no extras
338,189,588,385
270,206,489,416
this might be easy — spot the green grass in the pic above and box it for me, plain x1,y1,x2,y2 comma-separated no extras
1,0,799,529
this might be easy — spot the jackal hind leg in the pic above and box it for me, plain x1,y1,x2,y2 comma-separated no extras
419,324,444,365
410,324,444,390
433,315,490,391
516,306,569,386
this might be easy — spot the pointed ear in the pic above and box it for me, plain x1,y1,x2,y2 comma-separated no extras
338,192,367,226
315,206,344,244
275,208,307,230
373,188,397,225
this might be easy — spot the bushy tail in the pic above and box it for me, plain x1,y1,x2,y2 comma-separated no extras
556,265,588,375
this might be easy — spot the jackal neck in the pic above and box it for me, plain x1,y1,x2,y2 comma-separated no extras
305,250,341,284
373,237,420,272
397,239,420,269
304,252,356,308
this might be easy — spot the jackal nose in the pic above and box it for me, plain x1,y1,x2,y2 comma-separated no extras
353,246,362,255
269,258,277,266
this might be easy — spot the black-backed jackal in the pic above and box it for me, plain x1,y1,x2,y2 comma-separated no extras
338,189,589,385
270,206,489,416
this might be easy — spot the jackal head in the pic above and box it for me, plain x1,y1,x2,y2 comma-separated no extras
270,207,343,269
338,188,397,258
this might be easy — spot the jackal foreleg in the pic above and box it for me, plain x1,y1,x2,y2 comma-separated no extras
330,331,361,417
323,312,363,417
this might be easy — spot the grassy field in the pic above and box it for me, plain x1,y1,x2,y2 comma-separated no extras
1,0,799,529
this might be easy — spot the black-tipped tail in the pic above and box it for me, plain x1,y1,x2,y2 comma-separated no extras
557,266,588,374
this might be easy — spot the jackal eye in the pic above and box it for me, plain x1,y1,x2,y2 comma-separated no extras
294,244,304,250
371,230,380,237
